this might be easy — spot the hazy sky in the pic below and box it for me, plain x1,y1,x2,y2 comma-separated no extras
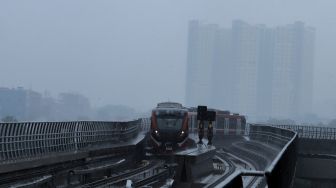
1,0,336,117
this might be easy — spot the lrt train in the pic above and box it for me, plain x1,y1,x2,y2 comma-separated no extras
150,102,190,151
188,109,246,135
214,111,246,135
149,102,247,151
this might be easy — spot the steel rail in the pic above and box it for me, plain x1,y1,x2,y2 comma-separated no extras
133,169,169,187
204,152,236,188
79,160,162,188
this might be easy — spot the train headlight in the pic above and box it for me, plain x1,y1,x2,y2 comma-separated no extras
154,130,160,137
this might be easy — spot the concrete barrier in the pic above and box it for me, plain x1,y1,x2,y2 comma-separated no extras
218,124,298,188
249,124,298,188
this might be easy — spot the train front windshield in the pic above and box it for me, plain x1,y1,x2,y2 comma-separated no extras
156,112,184,130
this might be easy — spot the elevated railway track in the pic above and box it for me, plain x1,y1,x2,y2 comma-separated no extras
80,160,166,188
0,117,302,187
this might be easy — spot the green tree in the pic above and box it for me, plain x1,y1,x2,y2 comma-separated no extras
1,116,18,123
267,118,296,125
328,119,336,127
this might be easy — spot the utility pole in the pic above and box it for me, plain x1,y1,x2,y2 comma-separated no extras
207,111,216,145
197,106,207,144
197,106,216,145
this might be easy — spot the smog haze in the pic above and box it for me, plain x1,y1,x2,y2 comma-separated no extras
1,0,335,121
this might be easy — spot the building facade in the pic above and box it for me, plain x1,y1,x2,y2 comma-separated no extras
185,20,315,121
186,20,218,107
271,22,315,119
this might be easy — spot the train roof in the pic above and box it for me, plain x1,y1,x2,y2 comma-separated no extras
157,102,183,109
187,107,245,119
153,102,189,113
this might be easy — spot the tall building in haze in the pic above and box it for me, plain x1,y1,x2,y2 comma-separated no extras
230,20,260,118
185,20,218,107
185,20,315,121
271,22,315,119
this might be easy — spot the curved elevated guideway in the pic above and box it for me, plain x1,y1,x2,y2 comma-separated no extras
184,119,298,188
0,117,299,188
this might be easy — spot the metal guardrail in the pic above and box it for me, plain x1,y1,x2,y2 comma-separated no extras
0,120,141,163
271,124,336,140
140,118,151,132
